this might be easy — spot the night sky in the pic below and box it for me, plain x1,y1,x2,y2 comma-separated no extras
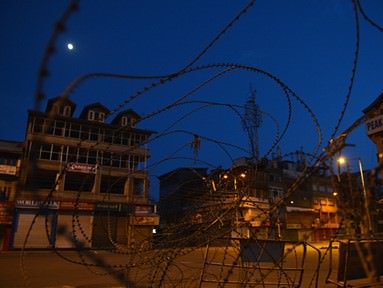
1,0,383,199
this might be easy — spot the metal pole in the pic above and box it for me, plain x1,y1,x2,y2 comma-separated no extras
358,159,372,234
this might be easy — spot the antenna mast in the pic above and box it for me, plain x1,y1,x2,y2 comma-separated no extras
242,88,263,161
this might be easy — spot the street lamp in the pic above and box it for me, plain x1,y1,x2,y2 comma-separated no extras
336,156,346,182
337,156,372,234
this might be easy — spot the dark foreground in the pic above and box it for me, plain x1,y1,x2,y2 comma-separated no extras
0,242,379,288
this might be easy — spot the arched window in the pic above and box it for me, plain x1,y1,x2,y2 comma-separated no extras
121,116,128,126
88,110,95,121
98,112,105,122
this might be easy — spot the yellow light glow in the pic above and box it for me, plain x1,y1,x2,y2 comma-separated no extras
240,173,246,178
337,156,346,165
222,174,228,179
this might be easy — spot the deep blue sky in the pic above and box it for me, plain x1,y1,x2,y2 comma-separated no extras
1,1,383,199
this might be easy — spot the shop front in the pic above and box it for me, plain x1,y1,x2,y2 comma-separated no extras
55,201,94,248
12,200,58,249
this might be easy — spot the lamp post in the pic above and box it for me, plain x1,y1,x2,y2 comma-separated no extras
337,156,373,235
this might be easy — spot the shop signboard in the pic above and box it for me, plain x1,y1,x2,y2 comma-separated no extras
133,215,159,225
366,115,383,136
0,164,16,175
59,201,94,211
286,223,302,229
135,204,155,214
66,162,98,174
15,199,59,209
95,202,121,212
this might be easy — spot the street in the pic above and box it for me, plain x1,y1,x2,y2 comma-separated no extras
0,242,340,288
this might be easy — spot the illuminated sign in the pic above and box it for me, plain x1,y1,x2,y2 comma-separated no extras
135,205,155,214
133,215,159,225
0,164,17,175
66,163,98,174
366,115,383,135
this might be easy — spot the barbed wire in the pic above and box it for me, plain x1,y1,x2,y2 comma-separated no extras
14,0,383,287
329,0,360,140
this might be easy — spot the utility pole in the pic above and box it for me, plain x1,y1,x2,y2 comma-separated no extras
242,88,262,162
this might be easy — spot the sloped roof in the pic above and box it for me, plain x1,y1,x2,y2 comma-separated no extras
79,102,110,119
111,109,141,125
45,96,76,113
363,91,383,114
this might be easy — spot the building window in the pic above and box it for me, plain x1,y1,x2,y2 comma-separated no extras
63,106,71,117
102,152,112,166
103,130,113,144
26,168,58,190
32,117,45,133
97,112,105,122
111,154,121,168
121,154,129,168
121,132,129,145
66,146,78,162
37,144,63,161
70,123,81,139
121,116,128,127
88,150,98,164
100,176,126,194
89,127,99,141
51,145,62,161
54,120,65,136
64,172,94,192
88,110,95,121
81,125,90,140
113,132,122,145
130,155,140,170
133,178,145,197
78,148,88,163
40,144,52,160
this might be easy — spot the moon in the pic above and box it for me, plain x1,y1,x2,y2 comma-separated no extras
67,43,74,50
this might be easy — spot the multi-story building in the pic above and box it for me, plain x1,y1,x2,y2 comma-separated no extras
363,92,383,232
278,159,340,241
11,96,158,249
158,159,286,245
158,156,341,243
159,167,209,227
0,140,22,250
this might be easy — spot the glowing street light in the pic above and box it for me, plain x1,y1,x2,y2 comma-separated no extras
337,156,346,166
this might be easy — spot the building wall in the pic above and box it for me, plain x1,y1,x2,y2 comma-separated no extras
11,98,158,249
0,140,22,250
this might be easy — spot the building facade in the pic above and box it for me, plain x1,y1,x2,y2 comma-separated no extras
279,160,340,241
0,140,22,250
158,160,283,245
362,92,383,232
158,157,340,243
11,96,158,249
